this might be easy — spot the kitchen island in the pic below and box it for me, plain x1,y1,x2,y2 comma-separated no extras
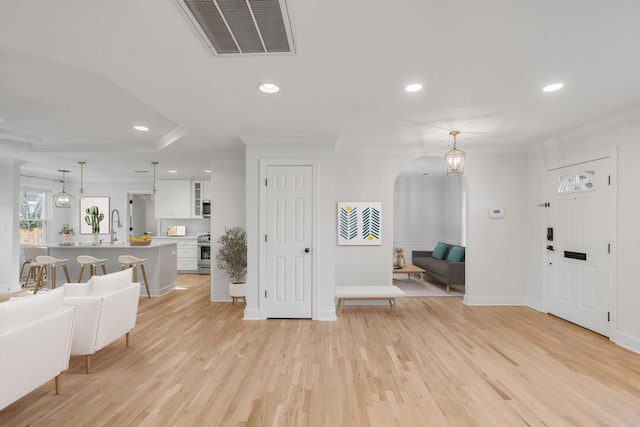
46,241,177,297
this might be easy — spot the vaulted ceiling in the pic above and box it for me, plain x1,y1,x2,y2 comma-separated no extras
1,0,639,180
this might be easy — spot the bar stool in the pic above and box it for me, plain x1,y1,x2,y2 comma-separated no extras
118,255,151,298
77,255,108,283
33,255,71,294
21,247,48,287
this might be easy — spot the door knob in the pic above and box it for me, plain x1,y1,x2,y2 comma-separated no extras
304,248,310,253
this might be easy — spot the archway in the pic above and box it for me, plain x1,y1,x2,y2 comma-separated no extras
393,155,467,295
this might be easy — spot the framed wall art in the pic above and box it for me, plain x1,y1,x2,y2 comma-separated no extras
79,196,110,235
337,202,381,245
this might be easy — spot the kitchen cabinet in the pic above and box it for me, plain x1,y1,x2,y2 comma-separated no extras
155,236,198,273
203,179,211,200
154,180,191,218
192,180,203,218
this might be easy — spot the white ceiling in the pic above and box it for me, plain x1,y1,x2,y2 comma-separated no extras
1,0,640,180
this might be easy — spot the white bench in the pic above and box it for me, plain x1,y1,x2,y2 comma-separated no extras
335,286,405,316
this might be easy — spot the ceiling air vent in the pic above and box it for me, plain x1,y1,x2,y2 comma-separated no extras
177,0,296,56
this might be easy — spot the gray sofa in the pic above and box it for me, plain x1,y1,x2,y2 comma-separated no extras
412,244,465,293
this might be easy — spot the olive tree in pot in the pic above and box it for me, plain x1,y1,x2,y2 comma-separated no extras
216,226,247,304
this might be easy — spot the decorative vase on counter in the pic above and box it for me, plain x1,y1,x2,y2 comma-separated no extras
63,234,71,245
92,233,99,246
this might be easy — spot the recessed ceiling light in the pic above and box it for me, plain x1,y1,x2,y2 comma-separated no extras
134,125,149,131
405,83,423,93
258,83,279,94
204,170,212,173
168,170,177,173
542,83,564,92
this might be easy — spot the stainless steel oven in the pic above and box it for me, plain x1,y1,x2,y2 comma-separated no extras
197,234,211,275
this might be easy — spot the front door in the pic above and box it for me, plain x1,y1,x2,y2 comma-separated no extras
545,157,612,336
265,165,313,318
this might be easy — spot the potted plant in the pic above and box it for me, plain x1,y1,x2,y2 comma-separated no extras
216,226,247,303
59,223,74,245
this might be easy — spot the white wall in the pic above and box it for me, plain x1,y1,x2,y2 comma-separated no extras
0,160,23,292
210,155,246,302
463,154,529,305
334,155,412,286
526,118,640,353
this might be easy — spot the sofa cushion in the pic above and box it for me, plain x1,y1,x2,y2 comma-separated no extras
432,242,449,260
447,246,465,263
88,268,133,296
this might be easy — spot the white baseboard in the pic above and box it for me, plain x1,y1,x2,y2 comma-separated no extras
243,308,262,320
0,282,22,293
463,295,528,306
612,331,640,355
316,309,337,321
527,297,545,312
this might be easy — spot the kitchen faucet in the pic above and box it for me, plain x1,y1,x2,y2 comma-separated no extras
111,209,122,244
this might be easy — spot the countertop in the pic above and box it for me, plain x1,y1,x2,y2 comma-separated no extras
48,241,177,249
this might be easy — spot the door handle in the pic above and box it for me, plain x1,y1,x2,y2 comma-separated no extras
304,248,311,253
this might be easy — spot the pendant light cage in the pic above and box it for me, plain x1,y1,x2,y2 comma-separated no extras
444,130,466,176
53,169,73,208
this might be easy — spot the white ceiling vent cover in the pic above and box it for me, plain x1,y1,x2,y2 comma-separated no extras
177,0,296,56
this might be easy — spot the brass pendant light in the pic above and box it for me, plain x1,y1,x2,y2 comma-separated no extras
444,130,466,176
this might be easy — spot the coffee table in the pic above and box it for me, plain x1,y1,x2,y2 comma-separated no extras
393,264,426,287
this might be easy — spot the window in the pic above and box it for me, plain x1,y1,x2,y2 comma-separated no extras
19,189,48,245
558,172,595,194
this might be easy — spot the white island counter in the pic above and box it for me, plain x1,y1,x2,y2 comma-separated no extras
46,241,177,297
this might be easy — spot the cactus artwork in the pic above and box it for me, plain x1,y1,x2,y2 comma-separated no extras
85,205,104,234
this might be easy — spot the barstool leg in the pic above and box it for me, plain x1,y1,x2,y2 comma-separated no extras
77,265,85,283
90,265,96,277
100,263,107,275
62,264,71,283
33,266,45,294
139,264,151,299
131,265,138,282
50,265,57,289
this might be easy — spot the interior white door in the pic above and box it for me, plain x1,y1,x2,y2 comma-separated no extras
545,157,611,336
265,165,313,318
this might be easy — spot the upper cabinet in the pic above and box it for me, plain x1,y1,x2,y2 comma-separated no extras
155,179,211,219
192,180,203,218
154,180,191,218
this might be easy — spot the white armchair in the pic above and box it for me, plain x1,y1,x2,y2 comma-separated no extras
61,268,140,373
0,288,76,410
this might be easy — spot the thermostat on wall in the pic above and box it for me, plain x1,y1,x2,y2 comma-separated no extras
489,208,504,218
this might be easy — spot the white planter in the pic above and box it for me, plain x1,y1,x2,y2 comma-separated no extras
229,282,246,297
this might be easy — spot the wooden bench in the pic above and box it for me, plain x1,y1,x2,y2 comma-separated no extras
335,286,405,316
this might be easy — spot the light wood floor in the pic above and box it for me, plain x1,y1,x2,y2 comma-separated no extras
2,275,640,426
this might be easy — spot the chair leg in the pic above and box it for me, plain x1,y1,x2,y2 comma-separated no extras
50,266,57,289
19,261,29,281
77,265,85,283
85,355,91,374
55,374,61,395
33,266,45,294
126,331,130,347
62,264,71,283
139,264,151,299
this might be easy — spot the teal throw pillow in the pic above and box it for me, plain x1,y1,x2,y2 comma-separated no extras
447,246,465,263
432,242,448,260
